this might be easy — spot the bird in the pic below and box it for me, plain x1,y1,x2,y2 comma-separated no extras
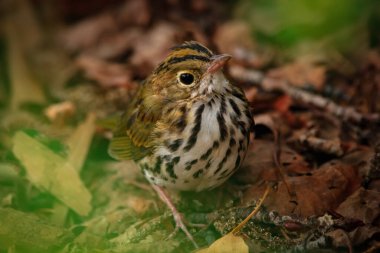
109,41,254,247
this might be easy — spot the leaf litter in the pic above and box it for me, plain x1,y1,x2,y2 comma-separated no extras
0,0,380,252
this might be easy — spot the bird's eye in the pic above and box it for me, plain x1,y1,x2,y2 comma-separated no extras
178,72,195,86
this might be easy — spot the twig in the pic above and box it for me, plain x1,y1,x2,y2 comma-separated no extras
230,184,270,235
230,66,380,123
273,131,296,198
299,134,344,156
254,114,295,197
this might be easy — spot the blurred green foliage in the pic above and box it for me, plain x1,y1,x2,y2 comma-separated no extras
237,0,379,58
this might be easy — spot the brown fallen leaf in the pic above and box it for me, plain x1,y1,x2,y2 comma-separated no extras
267,57,327,90
336,188,380,225
61,12,118,52
328,188,380,247
214,21,268,68
236,139,311,184
85,28,143,60
129,22,180,76
116,0,151,26
76,55,134,88
341,147,376,184
177,20,209,45
349,226,380,247
196,233,248,253
242,159,361,217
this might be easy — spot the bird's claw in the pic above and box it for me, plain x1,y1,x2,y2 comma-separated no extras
170,211,199,249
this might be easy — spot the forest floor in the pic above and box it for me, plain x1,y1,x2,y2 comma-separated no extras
0,0,379,252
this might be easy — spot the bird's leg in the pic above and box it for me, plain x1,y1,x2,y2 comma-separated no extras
150,184,199,249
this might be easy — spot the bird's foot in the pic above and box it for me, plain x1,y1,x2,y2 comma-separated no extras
151,184,199,249
168,210,198,248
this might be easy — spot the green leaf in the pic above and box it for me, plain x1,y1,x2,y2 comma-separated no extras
49,113,96,225
12,131,92,216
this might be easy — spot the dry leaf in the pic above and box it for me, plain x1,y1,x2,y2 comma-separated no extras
243,159,361,217
66,113,96,171
328,188,380,247
86,28,143,60
267,58,326,90
12,131,92,216
44,101,76,123
214,21,268,68
130,22,179,76
76,55,133,88
61,12,118,52
349,225,380,246
197,233,248,253
117,0,151,26
236,139,310,184
336,188,380,224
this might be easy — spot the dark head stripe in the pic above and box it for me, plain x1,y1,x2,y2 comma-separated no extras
168,55,210,65
154,52,210,75
172,42,213,57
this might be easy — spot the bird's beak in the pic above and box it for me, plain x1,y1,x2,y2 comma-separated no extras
206,54,231,74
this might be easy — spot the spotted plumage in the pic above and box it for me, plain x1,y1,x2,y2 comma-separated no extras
109,41,254,191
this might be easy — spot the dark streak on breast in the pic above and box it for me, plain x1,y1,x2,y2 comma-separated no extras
166,161,177,179
167,139,183,152
193,169,204,179
152,156,162,174
184,104,205,151
217,112,228,142
229,98,241,116
214,147,231,175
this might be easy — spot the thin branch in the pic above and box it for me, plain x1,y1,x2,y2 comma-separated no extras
230,66,380,123
230,184,270,235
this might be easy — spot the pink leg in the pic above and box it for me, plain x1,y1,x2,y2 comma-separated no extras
151,184,199,248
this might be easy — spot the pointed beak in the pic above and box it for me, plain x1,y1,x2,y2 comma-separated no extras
206,54,231,74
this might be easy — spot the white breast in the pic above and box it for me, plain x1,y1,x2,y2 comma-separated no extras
140,91,250,191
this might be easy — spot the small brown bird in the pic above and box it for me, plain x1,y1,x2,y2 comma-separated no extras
109,41,253,247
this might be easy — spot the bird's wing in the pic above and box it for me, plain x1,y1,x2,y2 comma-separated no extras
108,85,163,161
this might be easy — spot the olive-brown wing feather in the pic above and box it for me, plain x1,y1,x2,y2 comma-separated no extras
108,88,163,161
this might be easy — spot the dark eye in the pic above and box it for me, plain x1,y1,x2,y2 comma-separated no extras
178,72,195,86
